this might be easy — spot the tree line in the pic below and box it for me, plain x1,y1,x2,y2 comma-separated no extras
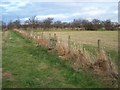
1,16,119,31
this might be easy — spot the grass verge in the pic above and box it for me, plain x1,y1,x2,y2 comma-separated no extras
2,30,111,88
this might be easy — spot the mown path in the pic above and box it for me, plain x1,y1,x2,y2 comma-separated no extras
2,30,103,88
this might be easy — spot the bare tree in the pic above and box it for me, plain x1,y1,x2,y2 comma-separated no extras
42,18,54,30
54,20,62,28
72,19,83,29
13,19,21,29
3,16,118,31
7,20,14,30
104,20,114,30
2,21,7,30
92,19,103,30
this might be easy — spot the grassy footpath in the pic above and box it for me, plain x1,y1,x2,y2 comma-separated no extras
2,30,105,88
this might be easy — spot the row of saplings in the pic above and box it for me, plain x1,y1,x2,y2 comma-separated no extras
14,29,118,87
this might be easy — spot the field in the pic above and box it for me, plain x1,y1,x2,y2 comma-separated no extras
34,30,118,63
2,30,118,88
35,30,118,50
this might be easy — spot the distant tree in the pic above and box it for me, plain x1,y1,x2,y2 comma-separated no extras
72,19,82,29
2,21,7,30
92,19,103,30
82,20,94,30
13,19,21,29
28,16,37,29
2,16,118,31
54,20,62,28
62,22,68,28
104,20,114,30
42,18,54,30
7,20,14,30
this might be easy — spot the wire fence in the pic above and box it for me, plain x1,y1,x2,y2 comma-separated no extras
14,29,118,80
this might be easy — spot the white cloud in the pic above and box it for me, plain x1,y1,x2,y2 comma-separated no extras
1,0,119,3
1,1,118,23
20,17,30,21
0,0,30,12
86,17,92,21
29,0,119,2
113,10,118,14
36,14,69,20
19,4,116,22
81,7,106,16
63,7,107,18
19,14,70,23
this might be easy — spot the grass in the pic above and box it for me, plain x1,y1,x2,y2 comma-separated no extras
33,29,118,64
35,30,118,50
0,29,2,89
82,44,118,64
31,29,118,70
2,30,107,88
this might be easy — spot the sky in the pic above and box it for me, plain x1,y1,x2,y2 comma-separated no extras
0,0,119,23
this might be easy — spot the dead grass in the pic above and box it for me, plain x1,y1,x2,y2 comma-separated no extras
40,31,118,51
37,63,48,70
3,71,12,80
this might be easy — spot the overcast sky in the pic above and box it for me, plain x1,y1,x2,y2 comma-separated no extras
0,0,119,23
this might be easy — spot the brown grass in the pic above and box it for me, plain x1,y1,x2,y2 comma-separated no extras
37,63,48,70
3,71,12,79
41,31,118,51
92,50,118,77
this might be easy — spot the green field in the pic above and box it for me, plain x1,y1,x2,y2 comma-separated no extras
2,30,118,88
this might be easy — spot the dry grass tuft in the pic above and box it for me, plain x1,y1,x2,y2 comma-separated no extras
92,50,118,78
3,71,12,79
37,63,48,70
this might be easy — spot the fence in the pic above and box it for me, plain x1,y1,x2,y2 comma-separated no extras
14,29,118,79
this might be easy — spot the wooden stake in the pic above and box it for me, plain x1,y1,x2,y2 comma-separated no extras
68,35,71,51
98,39,101,53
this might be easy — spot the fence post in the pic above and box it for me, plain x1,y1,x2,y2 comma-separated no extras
54,33,57,48
48,33,52,48
68,35,71,51
98,39,101,53
41,32,43,40
82,44,85,53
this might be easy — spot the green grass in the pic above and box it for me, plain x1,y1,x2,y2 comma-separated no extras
0,29,2,89
2,30,106,88
82,44,118,63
